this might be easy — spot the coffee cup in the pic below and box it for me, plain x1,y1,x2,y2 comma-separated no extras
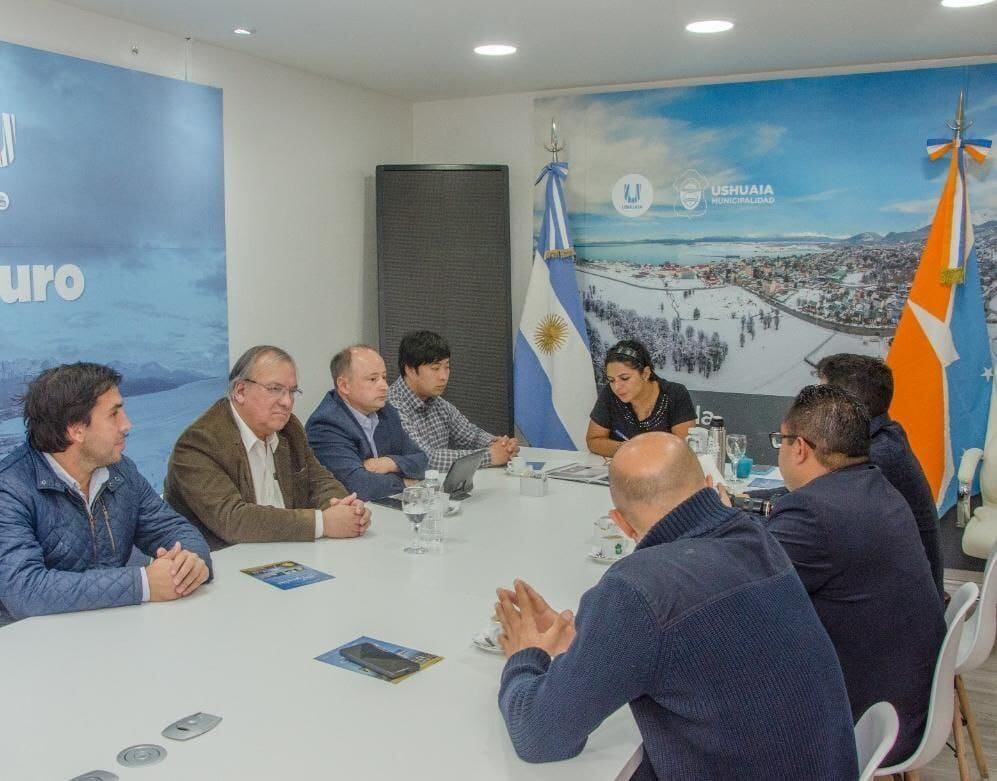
594,534,631,559
507,456,525,476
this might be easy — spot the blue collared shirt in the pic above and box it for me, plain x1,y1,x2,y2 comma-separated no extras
346,403,380,457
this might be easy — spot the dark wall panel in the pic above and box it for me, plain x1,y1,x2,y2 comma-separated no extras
376,165,512,435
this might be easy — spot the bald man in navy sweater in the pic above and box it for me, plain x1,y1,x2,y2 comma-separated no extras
494,433,857,780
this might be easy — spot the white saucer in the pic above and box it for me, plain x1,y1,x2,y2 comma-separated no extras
472,628,504,654
587,551,623,565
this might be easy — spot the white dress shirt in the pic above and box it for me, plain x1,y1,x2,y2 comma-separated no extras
43,452,151,602
230,403,324,538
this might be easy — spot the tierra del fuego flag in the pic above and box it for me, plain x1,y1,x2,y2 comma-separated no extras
514,162,596,449
887,133,993,514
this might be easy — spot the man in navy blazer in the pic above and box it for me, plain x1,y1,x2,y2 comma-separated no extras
306,345,427,501
765,384,945,765
816,353,944,600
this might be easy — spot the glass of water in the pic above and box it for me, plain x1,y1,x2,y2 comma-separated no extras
401,485,427,555
725,434,747,483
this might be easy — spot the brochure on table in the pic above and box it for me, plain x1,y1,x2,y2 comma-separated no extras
241,561,334,590
316,636,443,684
545,463,610,486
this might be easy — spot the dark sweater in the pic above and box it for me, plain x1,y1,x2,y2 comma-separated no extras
870,414,944,600
498,489,857,780
305,391,427,501
767,463,946,764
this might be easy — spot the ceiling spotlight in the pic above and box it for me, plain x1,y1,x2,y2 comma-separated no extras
233,27,256,36
941,0,994,6
685,20,734,33
474,44,518,56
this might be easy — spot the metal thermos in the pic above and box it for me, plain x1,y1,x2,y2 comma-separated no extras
708,416,727,472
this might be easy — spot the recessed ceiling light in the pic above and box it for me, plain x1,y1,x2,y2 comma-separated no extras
941,0,994,6
474,44,517,56
233,27,256,36
685,20,734,33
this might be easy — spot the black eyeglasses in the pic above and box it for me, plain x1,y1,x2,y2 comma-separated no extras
243,378,303,399
769,431,815,450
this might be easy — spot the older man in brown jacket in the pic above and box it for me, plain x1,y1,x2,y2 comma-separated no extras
165,345,371,550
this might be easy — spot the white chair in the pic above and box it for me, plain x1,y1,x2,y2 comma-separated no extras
856,702,899,781
958,446,997,559
948,541,997,780
875,581,979,780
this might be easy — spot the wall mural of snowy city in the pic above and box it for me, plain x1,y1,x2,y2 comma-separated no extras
0,41,227,490
535,64,997,400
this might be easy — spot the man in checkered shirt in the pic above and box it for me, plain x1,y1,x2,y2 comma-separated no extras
387,331,519,473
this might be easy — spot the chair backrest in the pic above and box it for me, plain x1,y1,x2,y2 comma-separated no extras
855,702,899,781
887,582,979,772
956,541,997,673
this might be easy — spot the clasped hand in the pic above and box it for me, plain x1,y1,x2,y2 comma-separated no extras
146,541,210,601
322,493,371,538
488,435,521,466
494,579,576,658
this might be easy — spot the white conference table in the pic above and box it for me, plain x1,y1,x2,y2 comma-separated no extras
0,448,647,780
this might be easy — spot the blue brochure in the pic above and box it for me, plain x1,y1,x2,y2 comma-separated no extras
746,477,785,491
241,561,334,590
316,636,443,684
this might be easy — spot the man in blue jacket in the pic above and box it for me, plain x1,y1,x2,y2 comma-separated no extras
767,383,945,764
0,362,212,624
816,352,945,600
306,345,427,501
494,432,857,780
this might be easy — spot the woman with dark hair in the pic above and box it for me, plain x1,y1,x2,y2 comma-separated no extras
586,339,697,457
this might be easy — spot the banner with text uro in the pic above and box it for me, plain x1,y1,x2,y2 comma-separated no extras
0,40,228,490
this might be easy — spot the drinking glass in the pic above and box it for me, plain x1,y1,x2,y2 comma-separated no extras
401,485,427,554
725,434,747,483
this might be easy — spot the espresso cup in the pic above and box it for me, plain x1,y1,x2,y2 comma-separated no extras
597,534,630,559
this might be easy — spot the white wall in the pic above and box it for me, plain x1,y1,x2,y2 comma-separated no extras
2,0,413,417
412,93,535,330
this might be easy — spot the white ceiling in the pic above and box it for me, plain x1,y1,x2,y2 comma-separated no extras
57,0,997,101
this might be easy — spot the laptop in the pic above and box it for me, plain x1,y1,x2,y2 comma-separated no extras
372,449,486,509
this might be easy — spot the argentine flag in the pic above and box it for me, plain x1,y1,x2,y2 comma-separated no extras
514,162,596,450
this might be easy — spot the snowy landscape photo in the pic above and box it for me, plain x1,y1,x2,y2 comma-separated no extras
535,64,997,397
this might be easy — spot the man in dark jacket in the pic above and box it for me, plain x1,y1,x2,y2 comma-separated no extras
494,432,857,780
306,345,427,501
0,362,212,624
816,352,944,599
767,383,945,764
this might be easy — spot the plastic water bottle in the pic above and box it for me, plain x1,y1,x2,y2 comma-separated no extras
422,469,441,495
421,470,443,547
